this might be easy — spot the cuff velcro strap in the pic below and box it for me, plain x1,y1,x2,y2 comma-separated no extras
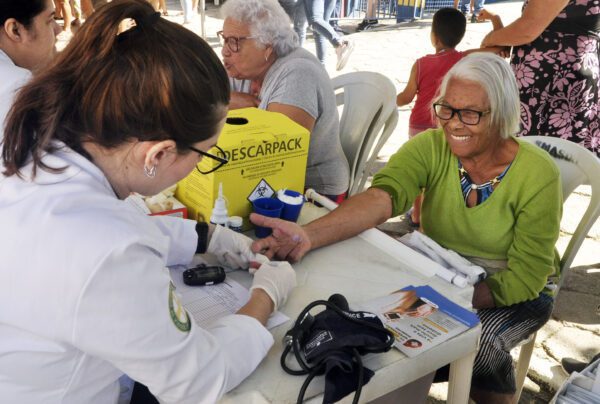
195,222,209,254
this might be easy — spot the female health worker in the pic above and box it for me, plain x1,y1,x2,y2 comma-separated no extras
0,0,296,402
0,0,61,136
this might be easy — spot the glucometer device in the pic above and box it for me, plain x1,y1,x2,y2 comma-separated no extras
183,265,226,286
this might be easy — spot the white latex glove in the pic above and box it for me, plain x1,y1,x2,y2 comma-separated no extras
207,225,269,269
250,261,296,311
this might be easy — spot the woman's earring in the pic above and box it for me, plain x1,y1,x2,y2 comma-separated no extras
144,165,157,178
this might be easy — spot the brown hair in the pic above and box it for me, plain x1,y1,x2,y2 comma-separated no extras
2,0,230,178
0,0,46,28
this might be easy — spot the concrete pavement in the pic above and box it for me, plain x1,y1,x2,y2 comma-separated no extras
59,1,599,401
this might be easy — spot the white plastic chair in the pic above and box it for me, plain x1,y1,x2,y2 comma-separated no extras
331,72,399,196
514,136,600,401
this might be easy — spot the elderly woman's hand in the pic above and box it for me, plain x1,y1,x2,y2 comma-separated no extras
229,92,260,110
250,213,311,262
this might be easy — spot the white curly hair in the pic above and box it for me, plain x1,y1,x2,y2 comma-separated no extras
220,0,299,57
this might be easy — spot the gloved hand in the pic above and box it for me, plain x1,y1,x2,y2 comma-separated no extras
250,261,296,311
207,225,269,269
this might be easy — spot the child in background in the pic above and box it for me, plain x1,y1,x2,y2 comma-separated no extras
396,7,503,226
397,8,467,137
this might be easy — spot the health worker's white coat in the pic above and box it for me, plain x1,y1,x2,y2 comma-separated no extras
0,49,31,138
0,143,273,403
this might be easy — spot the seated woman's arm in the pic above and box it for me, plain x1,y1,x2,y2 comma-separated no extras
251,132,433,261
229,91,260,110
481,0,569,47
251,187,393,261
267,102,315,132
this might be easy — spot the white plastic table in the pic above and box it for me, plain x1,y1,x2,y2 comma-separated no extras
221,203,481,403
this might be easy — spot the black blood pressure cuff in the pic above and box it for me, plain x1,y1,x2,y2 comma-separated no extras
303,310,387,402
281,295,394,403
322,350,375,403
195,222,209,254
303,309,390,363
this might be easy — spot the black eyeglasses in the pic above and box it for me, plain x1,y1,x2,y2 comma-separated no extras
433,103,491,126
216,30,257,53
189,145,228,175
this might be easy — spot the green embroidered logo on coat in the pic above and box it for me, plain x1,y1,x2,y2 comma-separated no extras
169,282,191,332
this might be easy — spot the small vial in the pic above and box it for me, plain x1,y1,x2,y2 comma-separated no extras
210,183,228,227
227,216,243,233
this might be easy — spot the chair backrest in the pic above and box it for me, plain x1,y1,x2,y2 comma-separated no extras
331,72,399,196
520,136,600,284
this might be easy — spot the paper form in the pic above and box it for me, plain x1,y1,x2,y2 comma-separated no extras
170,266,289,330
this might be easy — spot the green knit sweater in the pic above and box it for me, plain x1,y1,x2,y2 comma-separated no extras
372,129,562,307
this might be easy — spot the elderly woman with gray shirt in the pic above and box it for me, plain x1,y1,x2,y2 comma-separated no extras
220,0,350,201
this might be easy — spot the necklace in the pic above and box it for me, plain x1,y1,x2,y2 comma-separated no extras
458,161,512,205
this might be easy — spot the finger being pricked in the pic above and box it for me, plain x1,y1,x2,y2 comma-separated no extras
249,213,309,262
251,237,277,259
251,227,301,262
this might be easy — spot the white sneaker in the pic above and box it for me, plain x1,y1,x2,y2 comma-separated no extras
335,39,354,71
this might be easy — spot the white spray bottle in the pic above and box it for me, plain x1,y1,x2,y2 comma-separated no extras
210,182,229,227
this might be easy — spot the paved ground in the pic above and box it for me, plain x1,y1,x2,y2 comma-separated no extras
60,1,600,401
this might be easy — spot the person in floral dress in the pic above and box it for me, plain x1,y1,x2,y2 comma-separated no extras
480,0,600,157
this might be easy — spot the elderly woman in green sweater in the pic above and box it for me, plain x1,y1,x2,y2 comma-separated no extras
250,53,562,404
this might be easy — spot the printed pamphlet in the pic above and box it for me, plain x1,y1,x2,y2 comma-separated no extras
359,285,479,357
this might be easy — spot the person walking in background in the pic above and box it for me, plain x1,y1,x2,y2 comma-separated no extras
53,0,73,37
480,0,600,157
69,0,82,27
454,0,483,23
147,0,168,15
329,0,345,33
179,0,197,24
81,0,95,17
159,0,167,15
295,0,354,69
396,7,504,226
356,0,378,31
278,0,300,17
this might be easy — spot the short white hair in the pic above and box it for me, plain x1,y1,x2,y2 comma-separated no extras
221,0,298,57
434,53,520,139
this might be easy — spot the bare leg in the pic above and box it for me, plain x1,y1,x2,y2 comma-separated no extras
147,0,159,11
70,0,81,20
159,0,168,15
54,0,63,19
366,0,376,19
56,0,72,32
81,0,94,17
